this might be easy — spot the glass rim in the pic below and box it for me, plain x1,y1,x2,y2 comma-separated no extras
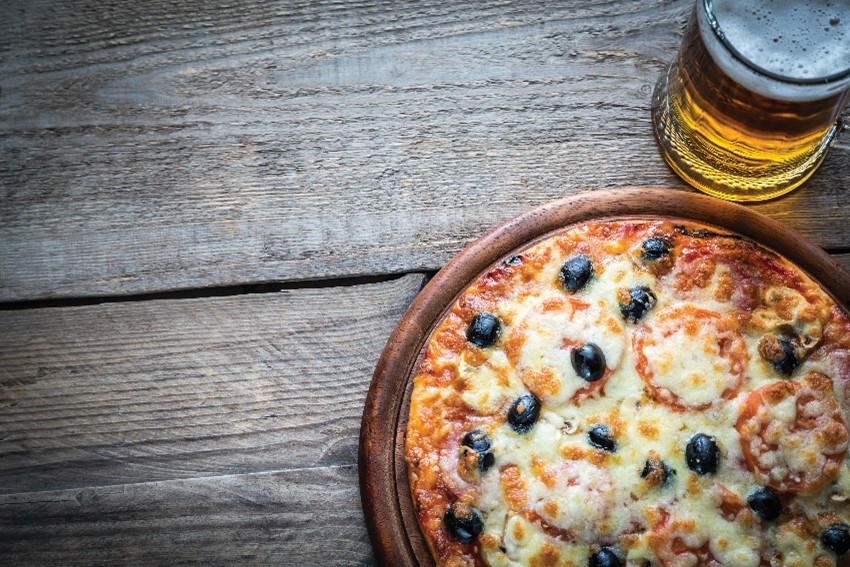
702,0,850,87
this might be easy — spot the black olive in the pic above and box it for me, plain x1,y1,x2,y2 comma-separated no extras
619,286,657,323
821,524,850,556
641,458,676,486
559,255,593,292
641,237,673,261
444,503,484,544
467,313,501,348
508,393,540,434
746,486,782,521
685,433,720,475
589,547,622,567
462,429,491,454
571,343,607,382
462,430,495,471
504,255,523,265
588,424,616,452
772,336,800,375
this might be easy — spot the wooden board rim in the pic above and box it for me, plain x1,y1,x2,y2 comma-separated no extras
358,187,850,567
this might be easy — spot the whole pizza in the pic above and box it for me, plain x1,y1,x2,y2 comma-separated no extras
405,220,850,567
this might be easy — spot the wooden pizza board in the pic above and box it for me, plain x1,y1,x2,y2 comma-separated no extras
358,187,850,567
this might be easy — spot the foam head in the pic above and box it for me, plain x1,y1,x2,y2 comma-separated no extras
700,0,850,100
709,0,850,81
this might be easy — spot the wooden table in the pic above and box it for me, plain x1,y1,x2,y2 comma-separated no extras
1,1,848,565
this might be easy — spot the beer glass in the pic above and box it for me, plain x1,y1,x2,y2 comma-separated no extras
652,0,850,202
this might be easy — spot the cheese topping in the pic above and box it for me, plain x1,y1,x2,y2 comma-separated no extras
635,304,747,408
459,350,522,415
406,220,850,567
509,295,625,405
736,373,849,494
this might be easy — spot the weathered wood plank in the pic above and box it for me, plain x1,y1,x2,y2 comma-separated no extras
2,0,847,300
0,274,424,494
0,464,373,566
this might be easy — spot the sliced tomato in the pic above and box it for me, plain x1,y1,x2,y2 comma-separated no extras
647,510,774,567
648,514,724,567
633,305,748,410
736,373,849,494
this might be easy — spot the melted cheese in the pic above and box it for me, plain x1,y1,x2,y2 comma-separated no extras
738,375,849,494
459,350,522,414
510,295,625,405
637,304,744,408
406,220,850,567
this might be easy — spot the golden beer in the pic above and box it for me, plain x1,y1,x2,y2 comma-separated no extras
652,0,850,201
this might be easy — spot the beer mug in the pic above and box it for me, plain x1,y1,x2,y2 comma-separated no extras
652,0,850,201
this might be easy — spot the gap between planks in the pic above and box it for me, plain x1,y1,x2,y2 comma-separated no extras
0,273,429,495
0,271,436,311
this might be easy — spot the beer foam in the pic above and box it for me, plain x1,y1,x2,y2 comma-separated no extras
710,0,850,82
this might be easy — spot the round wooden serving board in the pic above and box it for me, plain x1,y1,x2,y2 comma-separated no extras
358,187,850,567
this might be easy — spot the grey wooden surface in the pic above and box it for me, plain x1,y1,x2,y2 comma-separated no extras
2,0,849,302
0,275,424,565
1,0,849,565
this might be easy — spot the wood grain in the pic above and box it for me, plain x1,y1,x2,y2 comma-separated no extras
0,273,424,495
0,465,373,566
2,0,848,301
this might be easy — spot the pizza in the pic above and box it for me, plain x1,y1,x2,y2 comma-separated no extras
404,220,850,567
